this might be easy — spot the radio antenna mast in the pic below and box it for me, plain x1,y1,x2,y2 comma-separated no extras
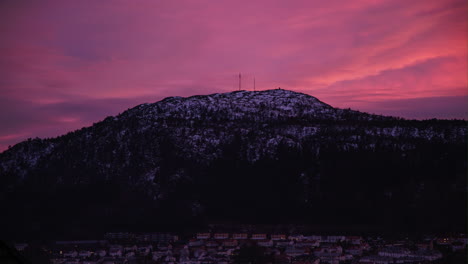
238,73,241,91
254,77,256,91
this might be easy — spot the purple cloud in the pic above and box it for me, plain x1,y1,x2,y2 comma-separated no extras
0,0,466,151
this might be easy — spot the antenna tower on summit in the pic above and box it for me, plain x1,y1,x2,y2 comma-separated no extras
239,73,241,91
254,77,256,91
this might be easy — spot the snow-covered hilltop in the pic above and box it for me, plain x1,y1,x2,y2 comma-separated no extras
1,88,466,179
0,89,466,238
129,89,335,121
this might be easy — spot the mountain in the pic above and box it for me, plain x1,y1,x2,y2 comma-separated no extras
0,89,466,239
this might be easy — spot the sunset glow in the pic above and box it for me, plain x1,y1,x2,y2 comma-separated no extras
1,0,466,151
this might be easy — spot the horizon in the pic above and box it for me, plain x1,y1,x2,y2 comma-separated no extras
2,87,466,153
1,0,467,151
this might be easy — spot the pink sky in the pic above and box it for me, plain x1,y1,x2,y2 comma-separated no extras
0,0,467,151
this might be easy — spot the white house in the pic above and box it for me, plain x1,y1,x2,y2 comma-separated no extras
322,236,345,243
138,245,152,256
124,245,137,252
275,240,293,247
288,235,305,241
78,250,93,258
345,246,363,256
251,234,267,240
214,233,229,239
360,255,393,264
257,239,274,247
378,247,411,258
96,249,107,257
189,239,204,247
296,239,319,248
197,233,211,239
285,246,308,257
205,240,219,248
271,234,287,240
14,243,28,251
63,251,78,258
346,236,363,245
108,248,122,257
232,233,248,240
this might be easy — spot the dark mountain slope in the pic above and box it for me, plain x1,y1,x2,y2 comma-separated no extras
0,89,466,239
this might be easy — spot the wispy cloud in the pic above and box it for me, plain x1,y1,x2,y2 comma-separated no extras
0,0,466,151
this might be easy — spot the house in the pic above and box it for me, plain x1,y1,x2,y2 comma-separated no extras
62,260,80,264
214,233,229,240
266,247,281,256
152,250,170,261
285,246,308,257
322,236,345,243
273,253,292,264
296,240,319,248
63,250,78,258
105,232,134,241
377,247,410,258
164,255,177,262
78,250,93,258
225,248,236,255
436,238,451,245
313,248,325,255
109,247,123,257
292,259,320,264
359,255,394,264
13,243,28,251
222,239,238,248
291,258,320,264
361,242,371,251
346,236,363,245
137,233,152,242
101,257,127,264
257,239,274,247
345,246,363,256
271,234,287,240
410,250,443,261
197,233,211,240
232,233,248,240
189,239,204,247
215,248,232,257
124,245,137,252
251,234,267,240
289,235,305,241
179,246,190,259
454,236,468,245
148,232,178,243
275,240,293,247
199,257,216,264
138,245,152,256
96,249,107,257
304,235,322,242
451,241,466,251
157,242,172,250
193,247,207,258
415,243,432,250
172,244,187,255
319,255,346,264
205,240,219,248
319,245,343,254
